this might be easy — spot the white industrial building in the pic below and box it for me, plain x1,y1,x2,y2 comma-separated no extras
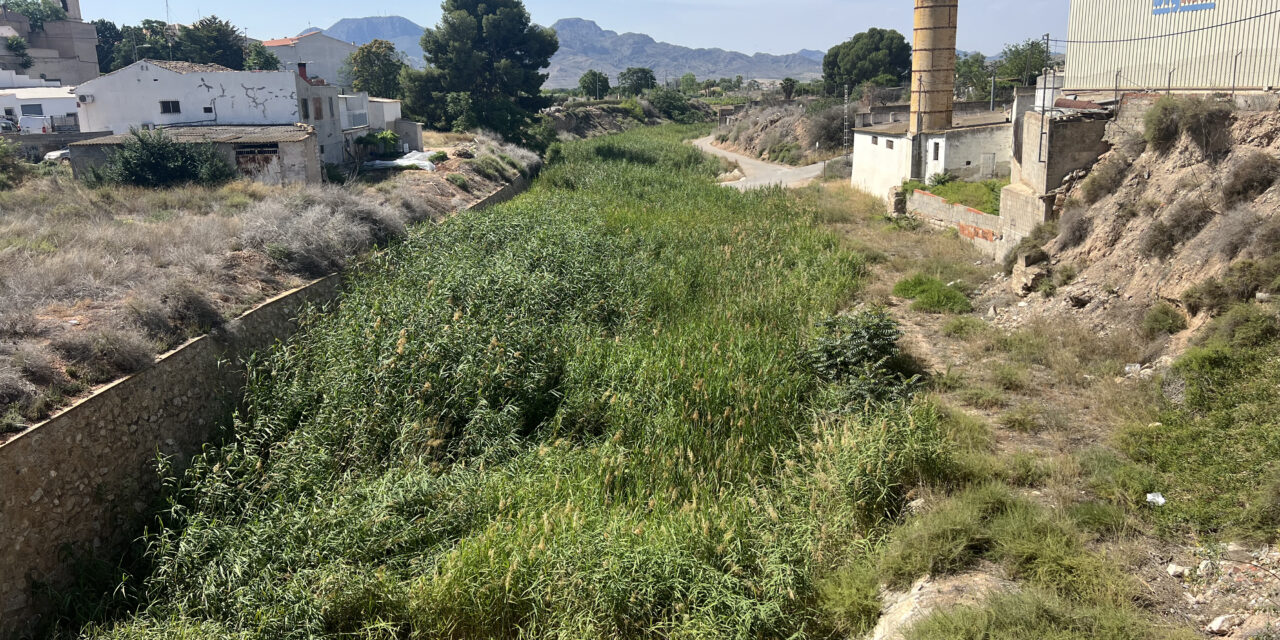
263,32,358,88
74,59,417,166
1065,0,1280,92
849,0,1013,201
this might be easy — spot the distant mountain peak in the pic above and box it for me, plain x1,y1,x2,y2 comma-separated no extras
545,17,821,89
299,16,428,67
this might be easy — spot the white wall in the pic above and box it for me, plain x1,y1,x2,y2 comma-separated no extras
269,33,357,88
367,99,401,129
0,93,76,121
0,70,57,89
851,131,913,201
925,124,1013,182
76,62,301,133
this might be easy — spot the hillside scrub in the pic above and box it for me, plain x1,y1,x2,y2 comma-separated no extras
57,126,960,638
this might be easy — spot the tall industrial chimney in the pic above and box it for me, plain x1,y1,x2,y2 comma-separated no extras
909,0,958,135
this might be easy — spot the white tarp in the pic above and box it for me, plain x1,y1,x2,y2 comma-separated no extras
363,151,437,171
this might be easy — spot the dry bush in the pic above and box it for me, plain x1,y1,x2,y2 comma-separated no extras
1141,197,1216,259
1214,206,1260,259
1145,95,1234,156
52,328,154,385
1223,150,1279,205
12,343,61,387
0,363,35,408
1079,155,1130,204
241,187,406,277
1058,202,1093,249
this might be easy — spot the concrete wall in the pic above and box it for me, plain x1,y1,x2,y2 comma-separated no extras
996,183,1054,259
922,123,1012,182
76,64,302,134
906,189,1002,257
0,12,98,85
0,175,530,640
298,80,345,165
851,131,912,201
0,70,57,89
1,131,107,161
394,118,424,152
1013,111,1110,194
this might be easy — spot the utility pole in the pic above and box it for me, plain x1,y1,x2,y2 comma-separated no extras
842,84,850,157
990,73,996,111
1232,51,1243,98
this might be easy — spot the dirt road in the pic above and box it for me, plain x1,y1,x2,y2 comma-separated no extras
692,137,826,190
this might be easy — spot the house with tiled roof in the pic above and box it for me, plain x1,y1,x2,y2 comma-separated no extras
264,31,358,88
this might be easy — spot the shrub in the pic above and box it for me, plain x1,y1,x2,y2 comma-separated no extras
1058,202,1092,249
1067,501,1128,539
12,343,62,387
5,35,33,70
242,187,407,277
0,137,28,190
998,405,1055,433
52,328,154,385
818,560,881,635
1144,95,1234,156
992,363,1029,391
429,151,449,164
1079,155,1129,203
805,311,922,404
1197,303,1279,349
128,282,225,349
893,274,972,314
446,173,469,191
1141,302,1187,339
646,88,703,124
1223,150,1280,205
960,386,1008,410
4,0,66,31
941,317,987,339
0,363,35,410
355,130,400,155
1138,220,1177,260
95,129,235,188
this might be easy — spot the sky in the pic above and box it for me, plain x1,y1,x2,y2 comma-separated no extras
87,1,1070,57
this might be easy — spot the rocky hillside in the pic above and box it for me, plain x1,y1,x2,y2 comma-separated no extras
1004,100,1280,348
546,18,821,89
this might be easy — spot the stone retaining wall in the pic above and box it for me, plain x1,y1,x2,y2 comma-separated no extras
0,177,529,640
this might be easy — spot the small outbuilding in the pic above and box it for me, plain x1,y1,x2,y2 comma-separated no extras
68,124,322,186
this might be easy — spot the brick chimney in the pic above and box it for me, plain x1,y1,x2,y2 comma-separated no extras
909,0,958,135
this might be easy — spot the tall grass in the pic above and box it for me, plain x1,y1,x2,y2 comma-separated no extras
65,126,950,639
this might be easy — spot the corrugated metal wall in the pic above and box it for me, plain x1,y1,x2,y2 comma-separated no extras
1065,0,1280,91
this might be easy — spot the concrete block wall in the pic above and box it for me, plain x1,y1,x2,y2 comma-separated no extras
906,189,1002,258
996,183,1054,259
0,177,530,640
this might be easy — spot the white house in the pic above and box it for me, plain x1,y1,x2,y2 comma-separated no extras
74,59,411,165
263,32,358,88
75,60,302,133
0,86,76,128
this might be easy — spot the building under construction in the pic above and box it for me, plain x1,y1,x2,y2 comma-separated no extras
1064,0,1280,92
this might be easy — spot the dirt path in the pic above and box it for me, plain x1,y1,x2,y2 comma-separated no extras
691,137,825,190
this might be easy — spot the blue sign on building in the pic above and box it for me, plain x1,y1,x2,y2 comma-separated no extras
1153,0,1218,15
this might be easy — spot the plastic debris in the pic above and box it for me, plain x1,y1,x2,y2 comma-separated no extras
1146,492,1167,506
363,151,437,171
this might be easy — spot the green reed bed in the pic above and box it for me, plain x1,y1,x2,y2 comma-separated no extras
73,126,949,639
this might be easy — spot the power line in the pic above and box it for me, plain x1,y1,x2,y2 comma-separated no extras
1052,7,1280,45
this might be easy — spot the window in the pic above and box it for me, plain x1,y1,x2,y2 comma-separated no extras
203,106,213,114
20,104,43,116
886,140,895,150
5,107,16,117
300,99,310,120
328,97,335,118
313,97,324,121
160,101,180,114
933,142,940,161
871,136,879,146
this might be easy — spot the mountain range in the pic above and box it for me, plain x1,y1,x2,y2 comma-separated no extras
301,16,825,88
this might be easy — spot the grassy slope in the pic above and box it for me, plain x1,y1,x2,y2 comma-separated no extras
72,126,953,639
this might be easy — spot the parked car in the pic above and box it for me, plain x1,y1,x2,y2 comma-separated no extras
0,120,17,133
43,149,69,163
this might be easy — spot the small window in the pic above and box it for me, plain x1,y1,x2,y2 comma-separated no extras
20,104,43,116
3,108,13,117
872,136,879,145
933,142,940,161
203,106,213,114
329,97,335,117
160,101,181,114
300,99,310,120
886,140,895,150
313,97,324,121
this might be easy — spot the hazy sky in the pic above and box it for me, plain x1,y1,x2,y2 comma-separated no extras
87,1,1069,56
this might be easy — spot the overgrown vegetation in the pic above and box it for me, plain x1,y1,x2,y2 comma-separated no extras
904,177,1008,215
52,126,963,639
1079,154,1130,204
91,130,235,188
893,273,973,314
